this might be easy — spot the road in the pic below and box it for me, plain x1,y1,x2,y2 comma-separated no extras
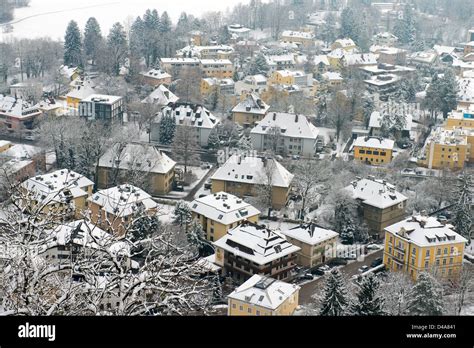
298,249,383,305
184,165,217,202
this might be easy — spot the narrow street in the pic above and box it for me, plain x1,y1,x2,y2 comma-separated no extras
298,249,383,305
184,165,217,201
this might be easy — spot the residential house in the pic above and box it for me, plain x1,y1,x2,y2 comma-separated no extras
383,215,467,281
1,143,46,172
280,30,315,48
342,53,378,69
65,76,96,110
213,221,301,283
407,51,438,68
20,169,94,220
345,177,407,239
176,45,234,60
352,136,394,165
371,46,407,65
234,74,267,95
327,48,345,69
360,63,415,79
228,24,251,40
211,155,294,210
78,94,124,123
0,95,42,139
141,85,179,106
280,223,338,268
200,78,235,98
264,54,296,74
160,57,200,76
59,65,81,82
369,110,413,138
321,71,343,88
139,69,172,87
96,143,176,196
190,192,260,242
227,275,299,316
0,140,12,153
457,77,474,110
199,59,234,79
250,112,319,157
331,38,357,52
445,110,474,129
232,93,269,127
372,32,398,46
151,103,219,147
88,184,158,238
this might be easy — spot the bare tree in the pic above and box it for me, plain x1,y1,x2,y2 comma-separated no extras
172,125,200,174
328,92,352,141
127,102,161,142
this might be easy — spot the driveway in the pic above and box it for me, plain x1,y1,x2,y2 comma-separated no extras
298,249,383,305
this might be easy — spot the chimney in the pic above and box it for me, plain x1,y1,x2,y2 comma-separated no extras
295,114,299,123
273,112,276,121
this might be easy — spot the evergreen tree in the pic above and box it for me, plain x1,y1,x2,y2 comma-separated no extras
422,73,442,120
340,7,361,44
187,219,208,255
452,173,473,244
249,53,269,76
160,12,172,33
407,272,444,315
319,269,349,316
237,135,253,151
334,201,355,244
158,114,176,145
219,25,231,44
393,5,416,45
438,69,459,119
321,13,337,45
107,22,128,76
362,94,374,129
351,273,385,315
130,16,145,55
207,129,220,151
129,213,161,242
64,20,83,67
84,17,102,65
173,201,192,233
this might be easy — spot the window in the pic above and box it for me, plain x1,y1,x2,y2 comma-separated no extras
444,248,448,254
425,261,429,268
443,259,446,265
359,150,366,154
256,310,260,316
248,308,252,313
240,306,243,311
412,247,416,255
381,152,386,156
232,303,236,309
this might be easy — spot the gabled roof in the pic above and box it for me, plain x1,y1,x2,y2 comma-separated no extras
251,112,319,139
353,136,394,150
343,53,377,66
159,103,219,129
281,223,338,246
190,192,260,225
142,85,179,105
232,93,270,115
228,274,299,310
0,95,41,118
369,110,413,131
211,155,294,188
213,221,301,265
345,177,407,209
140,68,171,80
99,143,176,174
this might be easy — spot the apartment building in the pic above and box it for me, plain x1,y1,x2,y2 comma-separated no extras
199,59,234,79
383,215,467,281
213,221,300,283
353,136,394,165
190,192,260,242
231,93,269,127
211,155,294,210
0,95,42,139
280,223,338,268
280,30,315,48
250,112,319,157
139,69,172,87
345,177,407,239
227,275,300,316
78,94,124,123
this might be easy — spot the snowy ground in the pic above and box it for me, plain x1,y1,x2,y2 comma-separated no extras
156,165,211,200
0,0,249,41
465,240,474,256
259,219,299,232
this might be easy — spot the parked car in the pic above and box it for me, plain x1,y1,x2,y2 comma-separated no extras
319,265,330,271
344,252,357,260
174,184,184,192
311,269,325,276
298,273,314,281
204,180,212,190
366,244,381,251
358,265,369,273
370,257,383,268
291,154,300,160
437,215,448,223
198,194,207,198
200,162,211,169
328,258,348,266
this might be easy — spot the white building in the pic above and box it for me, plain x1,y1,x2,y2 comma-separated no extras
250,112,319,156
141,85,179,106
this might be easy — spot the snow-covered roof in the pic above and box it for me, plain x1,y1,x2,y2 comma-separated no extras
353,136,394,150
21,169,93,205
59,65,79,79
327,48,345,59
370,45,406,55
200,59,233,66
409,51,438,64
176,45,234,58
433,45,457,56
228,274,299,310
228,24,251,33
0,95,41,118
280,223,338,246
195,253,221,272
345,177,407,209
66,77,96,100
160,103,220,130
0,140,12,148
232,93,269,115
213,221,301,265
140,69,172,80
373,32,398,40
333,38,356,48
314,55,330,66
369,111,413,131
343,53,377,66
88,184,157,217
264,54,296,66
1,144,43,160
251,112,319,140
360,64,415,75
80,94,123,104
385,215,468,248
99,143,176,174
364,74,400,86
424,127,469,147
190,192,260,225
211,155,294,188
322,71,343,81
281,30,314,40
142,85,179,105
202,78,235,87
160,57,200,64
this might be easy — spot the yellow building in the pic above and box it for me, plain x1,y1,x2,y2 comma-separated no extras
227,275,300,316
96,143,176,196
280,30,315,48
231,93,270,127
445,110,474,129
281,223,339,268
200,78,235,98
20,169,94,220
383,215,467,281
331,38,357,52
418,128,470,170
353,136,394,165
66,77,96,110
321,71,344,88
0,140,13,153
211,155,294,210
88,185,158,238
190,192,260,242
199,59,234,79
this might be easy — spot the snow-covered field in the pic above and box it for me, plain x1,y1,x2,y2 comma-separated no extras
1,0,249,41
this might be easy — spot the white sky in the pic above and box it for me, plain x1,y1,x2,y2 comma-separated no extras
1,0,250,41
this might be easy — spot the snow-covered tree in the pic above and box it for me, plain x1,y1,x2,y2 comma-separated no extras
173,201,192,234
207,129,220,151
452,173,473,244
319,269,349,316
407,272,444,316
158,114,176,145
172,125,200,173
393,5,417,45
351,273,385,315
84,17,103,65
438,69,459,119
380,272,412,315
249,53,269,76
64,20,83,67
107,22,128,76
332,190,357,244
